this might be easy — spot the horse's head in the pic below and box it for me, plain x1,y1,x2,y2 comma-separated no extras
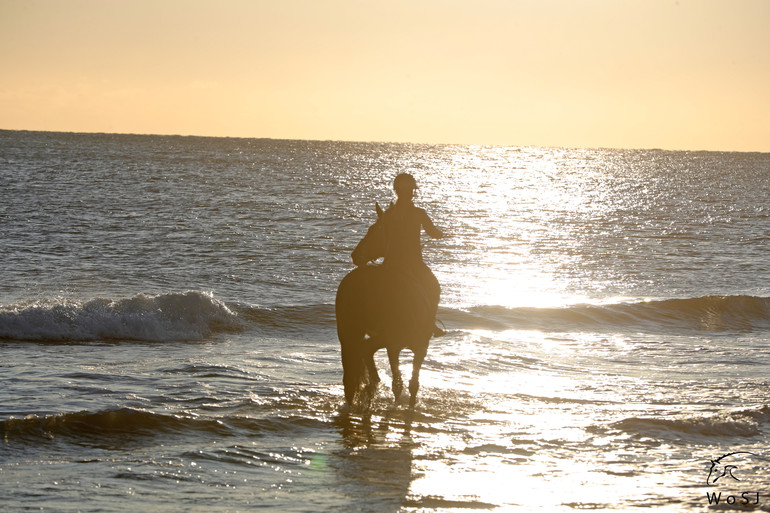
351,203,387,267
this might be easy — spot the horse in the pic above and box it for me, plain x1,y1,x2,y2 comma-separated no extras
336,203,437,409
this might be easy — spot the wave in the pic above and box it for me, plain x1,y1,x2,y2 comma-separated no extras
231,294,770,338
239,303,336,336
447,295,770,334
0,291,241,342
0,407,331,442
598,406,770,440
3,293,766,343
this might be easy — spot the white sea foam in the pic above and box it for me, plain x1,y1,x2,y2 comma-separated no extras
0,291,239,342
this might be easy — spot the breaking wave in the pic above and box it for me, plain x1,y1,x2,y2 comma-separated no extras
3,293,767,343
0,291,240,342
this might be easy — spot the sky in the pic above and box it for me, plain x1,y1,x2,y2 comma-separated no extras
1,0,769,152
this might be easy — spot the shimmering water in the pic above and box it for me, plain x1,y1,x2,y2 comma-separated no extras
2,130,770,511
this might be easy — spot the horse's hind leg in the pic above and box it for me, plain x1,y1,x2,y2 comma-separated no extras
408,346,427,408
387,347,403,401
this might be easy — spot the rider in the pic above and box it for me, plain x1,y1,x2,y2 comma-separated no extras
380,173,445,336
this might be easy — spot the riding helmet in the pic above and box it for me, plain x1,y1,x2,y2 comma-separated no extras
393,173,418,192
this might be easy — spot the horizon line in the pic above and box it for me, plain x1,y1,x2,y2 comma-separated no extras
2,127,768,155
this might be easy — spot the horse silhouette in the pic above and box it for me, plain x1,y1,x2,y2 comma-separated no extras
707,452,766,486
336,203,436,409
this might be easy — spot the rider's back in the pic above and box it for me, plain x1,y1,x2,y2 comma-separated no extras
380,201,442,318
382,201,442,270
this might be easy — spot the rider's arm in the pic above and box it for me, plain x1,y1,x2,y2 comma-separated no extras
420,209,444,239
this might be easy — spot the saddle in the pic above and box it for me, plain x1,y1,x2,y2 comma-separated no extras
364,263,444,337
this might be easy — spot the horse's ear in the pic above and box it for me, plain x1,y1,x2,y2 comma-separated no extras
376,202,384,218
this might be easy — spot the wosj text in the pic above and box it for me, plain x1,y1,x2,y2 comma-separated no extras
706,491,760,506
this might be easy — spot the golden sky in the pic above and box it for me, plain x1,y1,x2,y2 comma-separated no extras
1,0,768,151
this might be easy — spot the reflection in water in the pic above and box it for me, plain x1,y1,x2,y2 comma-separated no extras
331,410,415,512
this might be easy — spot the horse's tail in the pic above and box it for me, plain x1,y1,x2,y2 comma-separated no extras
336,269,371,406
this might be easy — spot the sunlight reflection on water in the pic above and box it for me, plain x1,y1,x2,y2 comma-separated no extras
3,134,770,512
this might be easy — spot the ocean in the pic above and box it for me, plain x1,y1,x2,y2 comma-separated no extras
1,129,769,512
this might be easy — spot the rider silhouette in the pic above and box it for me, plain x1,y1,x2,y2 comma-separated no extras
379,173,445,336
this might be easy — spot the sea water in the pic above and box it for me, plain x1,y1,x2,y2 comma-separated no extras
1,130,770,512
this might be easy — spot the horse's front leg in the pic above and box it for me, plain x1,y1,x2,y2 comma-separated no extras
387,347,403,401
409,345,427,408
365,337,381,387
359,335,391,408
